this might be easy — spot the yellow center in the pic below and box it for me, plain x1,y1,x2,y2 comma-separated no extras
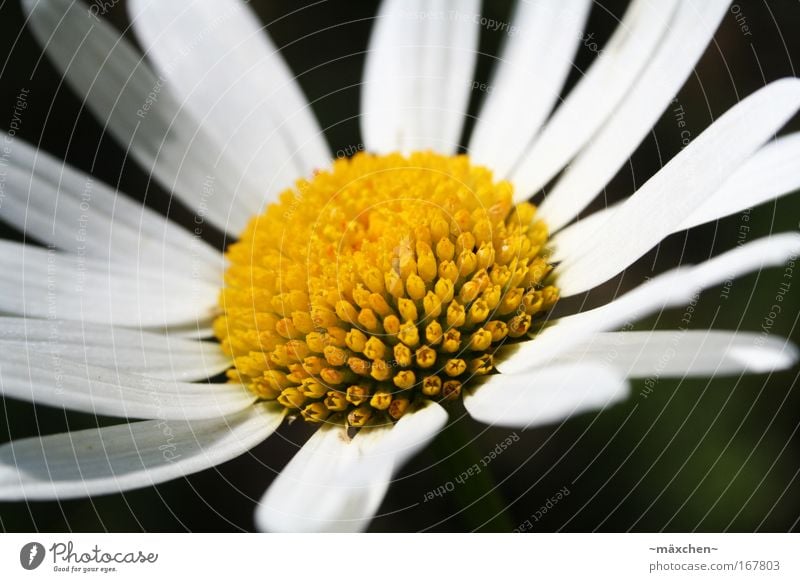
214,152,559,427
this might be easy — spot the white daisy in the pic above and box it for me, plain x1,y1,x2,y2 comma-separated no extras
1,0,798,533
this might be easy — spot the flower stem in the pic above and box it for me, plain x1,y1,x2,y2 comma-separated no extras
430,418,515,532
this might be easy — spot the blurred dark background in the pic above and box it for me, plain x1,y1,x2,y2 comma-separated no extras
0,0,798,532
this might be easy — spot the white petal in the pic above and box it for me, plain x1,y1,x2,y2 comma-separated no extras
256,425,389,533
361,0,480,154
22,0,256,234
469,0,592,177
552,132,800,262
0,140,222,283
0,317,230,382
498,233,800,374
464,364,629,428
347,400,448,487
684,132,800,230
0,349,254,420
536,0,731,230
128,0,329,204
555,79,800,296
554,331,799,377
161,322,216,340
0,241,218,328
511,0,681,198
256,401,447,532
549,203,614,263
0,403,283,500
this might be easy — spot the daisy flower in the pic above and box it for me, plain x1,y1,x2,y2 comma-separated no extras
1,0,799,533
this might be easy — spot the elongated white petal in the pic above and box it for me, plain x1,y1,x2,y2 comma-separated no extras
128,0,329,205
0,349,253,420
464,364,628,428
162,322,216,340
549,204,614,263
511,0,681,198
256,425,390,533
0,241,218,328
685,132,800,230
554,331,798,377
346,400,448,488
361,0,480,154
0,317,229,381
536,0,731,230
469,0,591,177
0,403,282,500
256,401,447,532
555,79,800,296
552,132,800,262
22,0,256,234
498,233,800,374
0,140,221,283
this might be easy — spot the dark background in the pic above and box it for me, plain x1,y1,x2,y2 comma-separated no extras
0,0,798,532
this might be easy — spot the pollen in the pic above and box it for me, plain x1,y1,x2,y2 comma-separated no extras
214,152,558,427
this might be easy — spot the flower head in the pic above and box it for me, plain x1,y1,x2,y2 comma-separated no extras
0,0,798,533
217,151,558,427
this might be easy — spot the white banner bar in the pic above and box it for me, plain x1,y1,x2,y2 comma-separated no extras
0,533,797,580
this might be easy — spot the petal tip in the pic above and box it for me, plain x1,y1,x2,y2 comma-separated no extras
731,339,799,374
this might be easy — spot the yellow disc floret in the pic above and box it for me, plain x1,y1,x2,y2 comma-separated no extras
214,152,558,427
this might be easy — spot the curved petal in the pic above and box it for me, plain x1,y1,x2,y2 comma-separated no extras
256,401,447,532
535,0,731,230
498,233,800,374
555,78,800,297
552,132,800,262
469,0,592,176
0,349,254,420
0,240,218,329
0,403,283,500
0,140,222,283
22,0,256,233
554,331,799,377
464,364,629,428
685,132,800,230
0,317,230,382
361,0,480,154
510,0,681,198
549,203,616,263
128,0,330,203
